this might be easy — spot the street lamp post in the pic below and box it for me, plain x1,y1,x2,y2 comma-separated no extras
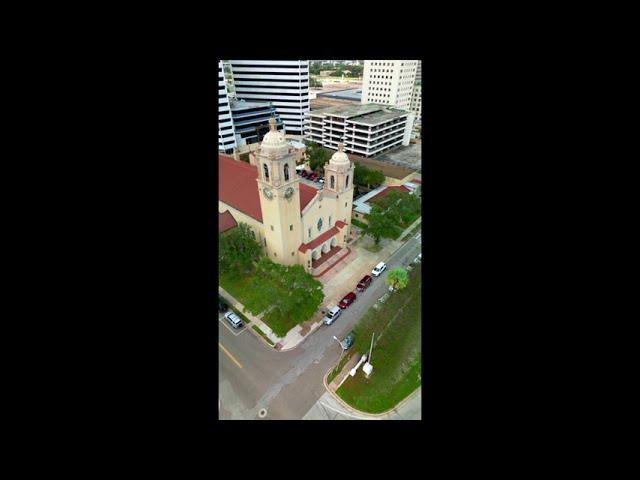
333,335,344,363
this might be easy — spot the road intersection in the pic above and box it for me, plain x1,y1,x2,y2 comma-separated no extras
218,232,422,420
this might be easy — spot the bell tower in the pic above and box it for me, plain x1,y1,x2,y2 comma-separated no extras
256,118,302,264
323,142,355,234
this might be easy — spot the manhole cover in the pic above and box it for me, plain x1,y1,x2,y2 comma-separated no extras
258,408,267,418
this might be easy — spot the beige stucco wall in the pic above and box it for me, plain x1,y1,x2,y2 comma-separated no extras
256,150,305,265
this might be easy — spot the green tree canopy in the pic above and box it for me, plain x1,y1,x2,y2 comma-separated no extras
309,76,323,88
241,257,325,337
377,190,421,226
305,142,331,172
218,223,262,276
363,204,400,245
354,163,385,189
386,267,409,290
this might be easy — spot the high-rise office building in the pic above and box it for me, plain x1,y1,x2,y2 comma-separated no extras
411,60,422,122
229,60,310,138
230,99,284,147
218,60,237,153
361,60,419,111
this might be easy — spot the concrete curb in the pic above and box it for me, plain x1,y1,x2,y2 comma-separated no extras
278,319,324,352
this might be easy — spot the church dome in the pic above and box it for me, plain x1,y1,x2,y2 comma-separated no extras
330,142,350,165
260,117,288,156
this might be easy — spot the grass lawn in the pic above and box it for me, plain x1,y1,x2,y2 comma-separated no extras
398,212,421,229
336,266,421,413
220,264,323,338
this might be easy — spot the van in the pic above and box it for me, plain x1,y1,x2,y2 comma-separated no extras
323,306,342,325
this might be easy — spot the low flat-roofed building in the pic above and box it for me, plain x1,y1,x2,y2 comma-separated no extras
307,103,415,157
316,88,362,103
351,182,420,224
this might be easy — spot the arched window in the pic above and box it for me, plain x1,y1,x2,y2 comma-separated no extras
329,215,332,226
346,175,349,188
317,217,323,232
284,163,289,181
330,175,335,189
263,163,269,181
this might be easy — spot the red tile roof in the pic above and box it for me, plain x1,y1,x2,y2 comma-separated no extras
218,210,237,233
298,226,340,253
218,154,316,222
368,185,411,205
412,179,422,184
299,183,317,212
335,220,347,228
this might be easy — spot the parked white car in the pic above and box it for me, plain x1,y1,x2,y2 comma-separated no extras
372,262,387,277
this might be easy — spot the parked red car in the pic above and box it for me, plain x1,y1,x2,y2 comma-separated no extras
356,275,372,292
308,172,318,181
338,292,357,309
300,170,308,178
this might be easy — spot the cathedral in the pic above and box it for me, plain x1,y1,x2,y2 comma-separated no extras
219,118,355,275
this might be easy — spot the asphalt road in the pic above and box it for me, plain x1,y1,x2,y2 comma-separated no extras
218,233,422,420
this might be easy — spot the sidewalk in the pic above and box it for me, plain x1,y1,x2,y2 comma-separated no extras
320,216,422,307
303,387,421,420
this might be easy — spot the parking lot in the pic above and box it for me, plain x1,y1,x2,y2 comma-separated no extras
296,171,323,189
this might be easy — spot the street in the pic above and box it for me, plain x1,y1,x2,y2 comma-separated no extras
218,232,422,420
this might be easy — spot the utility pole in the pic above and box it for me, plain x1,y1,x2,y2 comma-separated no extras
369,332,375,363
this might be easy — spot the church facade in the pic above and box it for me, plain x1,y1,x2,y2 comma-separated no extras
219,118,355,275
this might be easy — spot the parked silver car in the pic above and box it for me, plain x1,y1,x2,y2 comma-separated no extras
224,311,243,329
323,306,342,325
